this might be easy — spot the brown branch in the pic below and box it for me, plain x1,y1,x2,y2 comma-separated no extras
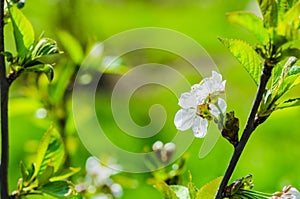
0,0,10,198
215,62,273,199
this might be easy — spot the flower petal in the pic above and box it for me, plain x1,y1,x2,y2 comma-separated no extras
210,98,227,118
191,84,201,93
210,104,220,118
218,98,227,113
212,70,222,83
286,187,300,198
202,77,215,94
201,71,225,94
192,117,208,138
196,84,210,102
178,92,197,109
221,80,226,91
174,109,195,131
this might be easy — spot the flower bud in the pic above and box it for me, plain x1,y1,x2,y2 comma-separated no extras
152,141,176,163
221,111,239,146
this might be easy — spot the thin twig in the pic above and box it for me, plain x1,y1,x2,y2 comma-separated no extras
215,62,273,199
0,0,10,198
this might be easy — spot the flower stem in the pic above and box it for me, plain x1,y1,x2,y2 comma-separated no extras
215,63,273,199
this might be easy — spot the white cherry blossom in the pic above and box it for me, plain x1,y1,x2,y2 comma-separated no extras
272,186,300,199
284,187,300,199
174,71,226,138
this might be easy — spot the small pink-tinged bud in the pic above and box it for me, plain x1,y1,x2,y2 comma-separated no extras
152,141,176,163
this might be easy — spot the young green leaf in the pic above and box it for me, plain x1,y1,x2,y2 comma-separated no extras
20,163,36,187
31,38,61,60
219,38,262,85
40,181,72,198
257,0,278,28
282,48,300,59
155,181,179,199
188,172,198,199
226,11,269,44
277,0,290,18
50,167,81,182
20,161,28,181
196,177,223,199
38,165,55,186
170,185,191,199
34,125,65,179
287,65,300,76
283,0,300,29
8,5,35,58
25,64,54,82
51,61,75,104
276,98,300,109
275,70,300,100
277,22,300,42
57,31,84,64
20,161,35,184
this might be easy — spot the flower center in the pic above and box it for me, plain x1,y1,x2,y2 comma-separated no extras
197,103,212,120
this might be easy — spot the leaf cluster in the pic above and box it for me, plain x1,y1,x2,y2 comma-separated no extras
5,3,62,83
155,173,223,199
13,126,81,199
220,0,300,123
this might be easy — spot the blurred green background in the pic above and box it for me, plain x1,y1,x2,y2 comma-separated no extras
5,0,300,198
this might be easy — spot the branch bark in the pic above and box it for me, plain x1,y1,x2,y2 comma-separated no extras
215,63,273,199
0,0,10,198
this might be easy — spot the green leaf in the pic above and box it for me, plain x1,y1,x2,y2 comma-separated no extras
2,51,14,62
283,0,300,29
84,43,129,75
257,0,278,28
170,185,191,199
187,171,197,199
43,64,54,82
57,31,84,64
276,66,300,99
20,161,35,184
226,11,269,44
278,0,290,18
31,38,61,59
34,125,65,179
278,56,297,79
219,38,262,85
25,64,54,82
196,177,223,199
8,5,35,58
38,165,55,186
20,163,36,187
50,167,80,182
41,181,72,198
277,98,300,109
155,181,179,199
277,22,300,42
270,58,297,97
282,48,300,59
51,61,75,104
287,65,300,76
20,161,28,181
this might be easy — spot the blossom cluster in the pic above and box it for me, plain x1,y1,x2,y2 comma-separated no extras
174,71,226,138
76,157,123,199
